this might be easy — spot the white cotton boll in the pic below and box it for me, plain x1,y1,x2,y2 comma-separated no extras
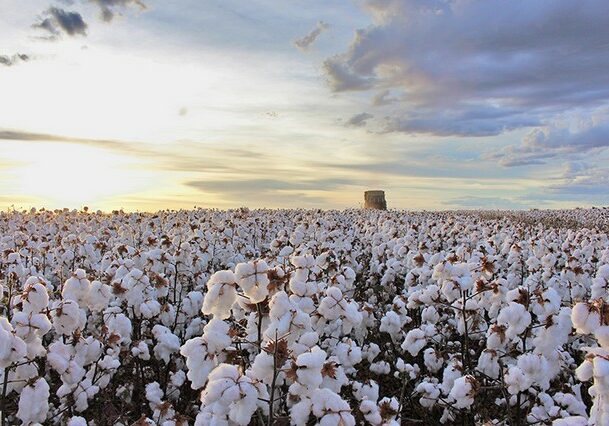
352,380,379,402
67,416,88,426
448,376,476,409
572,302,600,335
295,346,326,389
291,255,316,282
318,286,344,320
52,299,86,335
291,331,319,356
370,361,391,375
553,417,589,426
131,341,151,360
592,264,609,299
595,326,609,348
497,302,531,339
199,363,267,426
202,319,232,353
140,300,162,319
235,260,270,304
202,270,237,319
421,306,440,324
279,245,294,258
311,388,355,426
87,280,112,312
17,377,49,425
12,311,52,341
57,377,99,412
180,319,231,389
416,381,441,408
380,311,403,340
290,397,313,426
146,381,164,407
360,399,382,425
363,343,381,363
334,340,362,372
47,341,73,374
170,370,186,388
62,269,91,307
104,308,132,346
441,361,462,396
20,279,49,313
576,358,593,382
152,325,181,363
401,328,427,356
250,350,275,384
477,349,500,379
423,348,444,373
505,366,529,395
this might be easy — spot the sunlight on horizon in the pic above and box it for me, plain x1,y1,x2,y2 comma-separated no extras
6,142,150,209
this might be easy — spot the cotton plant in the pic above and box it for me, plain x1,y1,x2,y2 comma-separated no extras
0,207,609,424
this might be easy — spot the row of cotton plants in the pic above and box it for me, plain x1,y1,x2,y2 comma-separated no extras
1,207,609,425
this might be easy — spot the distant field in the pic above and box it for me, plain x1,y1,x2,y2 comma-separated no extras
1,207,608,425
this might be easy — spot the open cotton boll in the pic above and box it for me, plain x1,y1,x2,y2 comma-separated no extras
359,399,382,425
505,366,529,395
477,349,500,379
310,388,355,426
146,381,164,408
352,380,380,402
318,287,345,320
67,416,88,426
17,377,49,424
152,325,180,363
180,319,232,389
52,299,86,335
572,302,601,335
290,397,313,426
20,278,49,313
199,363,268,426
202,270,237,319
553,417,589,426
415,380,441,408
592,265,609,299
497,302,531,340
62,269,91,308
235,260,270,303
401,328,427,356
294,346,326,389
87,280,112,312
423,348,444,373
0,319,26,368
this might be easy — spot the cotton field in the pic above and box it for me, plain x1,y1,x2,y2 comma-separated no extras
2,208,609,425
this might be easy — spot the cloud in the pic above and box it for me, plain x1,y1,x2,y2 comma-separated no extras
445,196,529,210
294,21,330,51
372,90,398,106
90,0,147,22
323,57,374,92
549,163,609,197
0,54,30,67
487,119,609,166
186,177,355,207
382,105,539,137
345,112,373,128
324,0,609,137
0,129,266,174
34,7,87,38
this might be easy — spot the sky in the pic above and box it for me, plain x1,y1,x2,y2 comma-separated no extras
1,0,609,211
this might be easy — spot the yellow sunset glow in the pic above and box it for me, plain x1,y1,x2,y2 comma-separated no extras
7,142,147,208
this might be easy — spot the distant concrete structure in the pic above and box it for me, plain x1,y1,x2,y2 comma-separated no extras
364,190,387,210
